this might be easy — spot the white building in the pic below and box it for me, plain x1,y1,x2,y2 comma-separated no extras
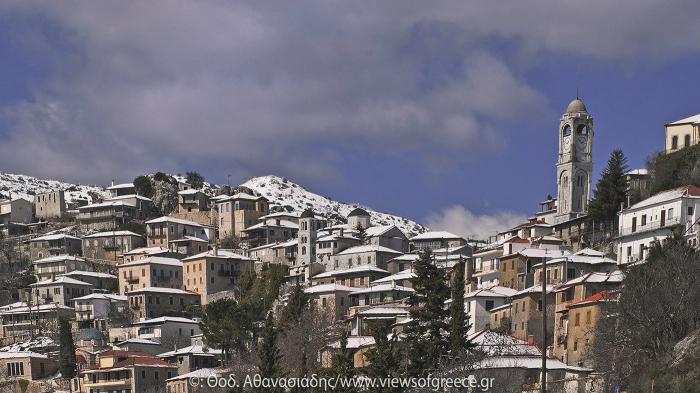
462,286,517,335
616,185,700,264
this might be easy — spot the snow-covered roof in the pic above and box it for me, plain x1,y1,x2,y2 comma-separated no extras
410,231,463,241
533,253,617,268
118,256,183,268
123,246,169,256
0,303,74,315
72,293,127,302
465,286,517,299
316,233,359,242
178,189,204,195
242,219,298,231
624,185,700,212
79,200,136,209
108,194,152,202
468,330,540,356
106,183,134,190
30,276,93,287
126,287,198,295
117,338,161,346
304,283,355,294
0,351,48,359
365,225,398,237
511,248,570,259
33,254,86,264
312,265,389,279
513,284,555,297
667,113,700,125
169,236,208,243
371,269,416,285
145,216,205,227
555,270,625,290
336,245,403,256
158,345,221,358
350,283,414,295
388,253,420,262
133,316,200,325
83,230,143,238
271,238,298,248
59,270,118,279
30,233,81,242
626,168,649,176
182,249,252,261
166,367,229,382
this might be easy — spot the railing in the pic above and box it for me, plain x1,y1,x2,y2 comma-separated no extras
619,216,681,236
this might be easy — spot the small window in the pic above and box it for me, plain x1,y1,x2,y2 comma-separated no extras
672,135,679,149
685,134,691,147
485,300,495,311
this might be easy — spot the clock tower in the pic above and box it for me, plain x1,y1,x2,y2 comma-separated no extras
556,97,593,223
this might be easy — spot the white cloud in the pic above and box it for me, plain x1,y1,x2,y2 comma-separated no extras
425,205,527,241
0,1,699,184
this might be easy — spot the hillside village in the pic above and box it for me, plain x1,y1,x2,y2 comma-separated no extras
0,97,698,392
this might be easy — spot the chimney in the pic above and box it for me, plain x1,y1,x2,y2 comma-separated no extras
527,335,535,346
213,242,219,257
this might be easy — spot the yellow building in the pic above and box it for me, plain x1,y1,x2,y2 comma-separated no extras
665,114,700,153
214,193,268,239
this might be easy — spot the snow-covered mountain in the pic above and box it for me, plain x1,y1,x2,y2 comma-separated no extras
0,172,108,205
241,175,428,237
0,171,427,237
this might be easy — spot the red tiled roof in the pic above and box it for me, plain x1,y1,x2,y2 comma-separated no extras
686,185,700,197
567,290,619,308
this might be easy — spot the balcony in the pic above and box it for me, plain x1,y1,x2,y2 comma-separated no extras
126,277,139,284
619,216,681,237
103,243,120,251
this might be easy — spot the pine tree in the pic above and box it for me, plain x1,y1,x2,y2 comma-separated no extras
449,258,471,353
258,312,283,384
58,317,77,378
589,149,629,223
185,171,205,189
404,249,450,376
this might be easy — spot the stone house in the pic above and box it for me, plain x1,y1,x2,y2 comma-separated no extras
499,247,570,291
408,230,467,252
329,244,403,271
0,351,56,381
0,198,33,225
117,256,184,295
460,286,517,335
215,193,269,239
32,254,92,281
27,276,93,306
0,303,74,342
127,287,201,320
509,284,556,345
158,345,222,375
27,233,82,260
145,216,213,249
181,250,256,305
34,190,66,220
76,350,177,393
82,230,145,261
311,265,390,288
532,248,618,287
304,283,354,321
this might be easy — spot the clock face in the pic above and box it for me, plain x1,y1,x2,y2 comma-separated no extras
564,136,572,150
577,136,587,146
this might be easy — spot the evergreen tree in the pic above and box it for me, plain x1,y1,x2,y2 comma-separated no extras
133,175,154,198
364,322,401,392
449,258,471,353
404,249,450,376
279,285,309,327
200,299,255,363
185,171,205,189
58,317,77,378
330,330,356,392
355,223,368,245
258,312,283,382
588,149,629,223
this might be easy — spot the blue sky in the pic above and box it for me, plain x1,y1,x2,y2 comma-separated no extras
2,2,700,237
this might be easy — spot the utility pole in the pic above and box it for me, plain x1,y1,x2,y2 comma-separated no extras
541,249,548,393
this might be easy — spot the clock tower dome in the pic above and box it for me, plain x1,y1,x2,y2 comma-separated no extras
556,97,593,222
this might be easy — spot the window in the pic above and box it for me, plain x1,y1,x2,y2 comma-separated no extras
685,134,691,147
669,208,675,219
586,310,592,324
573,340,578,351
672,135,679,149
575,312,580,326
563,124,572,136
485,300,494,311
687,206,693,216
641,214,647,226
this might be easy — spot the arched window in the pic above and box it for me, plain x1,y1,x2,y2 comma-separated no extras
685,134,691,147
577,124,588,135
672,135,679,149
301,246,306,255
562,125,572,136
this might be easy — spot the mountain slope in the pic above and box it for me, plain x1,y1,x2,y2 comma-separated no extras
0,172,107,205
241,175,427,236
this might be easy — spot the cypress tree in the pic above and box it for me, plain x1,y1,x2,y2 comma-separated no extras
330,331,356,393
364,322,401,392
279,284,308,327
258,312,283,380
58,317,77,379
449,258,471,352
355,223,368,245
404,249,450,375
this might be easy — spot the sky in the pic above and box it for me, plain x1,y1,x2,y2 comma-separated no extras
2,1,700,238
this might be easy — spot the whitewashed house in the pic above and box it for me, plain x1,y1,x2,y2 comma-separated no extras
617,185,700,264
